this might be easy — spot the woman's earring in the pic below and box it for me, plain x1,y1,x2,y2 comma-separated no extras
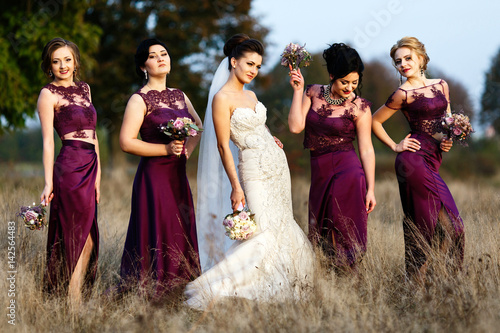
49,70,53,77
420,68,424,76
144,70,148,80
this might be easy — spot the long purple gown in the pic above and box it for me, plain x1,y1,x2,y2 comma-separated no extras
385,79,465,272
304,84,371,268
42,82,99,294
120,88,200,296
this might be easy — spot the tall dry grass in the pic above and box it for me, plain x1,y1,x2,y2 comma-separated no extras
1,163,499,332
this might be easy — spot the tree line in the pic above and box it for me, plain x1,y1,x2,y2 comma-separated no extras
2,0,499,174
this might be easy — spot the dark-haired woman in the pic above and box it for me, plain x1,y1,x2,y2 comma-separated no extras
37,38,100,304
185,34,314,309
288,43,376,271
372,37,464,279
119,38,202,297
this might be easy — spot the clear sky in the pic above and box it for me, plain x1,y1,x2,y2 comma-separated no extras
251,0,500,114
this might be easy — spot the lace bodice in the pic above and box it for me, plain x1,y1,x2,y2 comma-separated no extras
230,101,294,230
385,80,449,136
42,81,97,139
303,84,371,154
135,88,194,144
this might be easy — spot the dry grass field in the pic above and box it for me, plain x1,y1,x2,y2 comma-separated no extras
1,163,499,332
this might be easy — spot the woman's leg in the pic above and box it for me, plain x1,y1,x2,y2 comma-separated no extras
68,234,94,305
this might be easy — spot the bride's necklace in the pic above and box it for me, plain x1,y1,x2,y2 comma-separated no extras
323,83,348,105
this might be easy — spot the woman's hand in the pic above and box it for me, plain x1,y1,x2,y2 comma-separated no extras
231,187,246,212
166,140,185,156
40,185,54,206
365,190,376,214
289,66,304,90
395,134,421,153
95,180,101,204
440,138,453,152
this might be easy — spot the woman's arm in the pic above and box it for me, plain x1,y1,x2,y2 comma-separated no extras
183,93,203,159
372,104,421,153
356,109,376,213
212,93,245,211
94,133,101,204
288,68,311,133
119,94,184,157
37,89,56,206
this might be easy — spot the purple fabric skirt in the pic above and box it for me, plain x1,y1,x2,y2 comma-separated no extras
120,154,200,295
45,140,99,294
395,132,465,270
308,148,368,267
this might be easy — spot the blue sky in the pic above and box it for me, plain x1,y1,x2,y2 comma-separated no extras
251,0,500,115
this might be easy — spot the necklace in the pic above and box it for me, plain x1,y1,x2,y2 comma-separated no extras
323,83,348,105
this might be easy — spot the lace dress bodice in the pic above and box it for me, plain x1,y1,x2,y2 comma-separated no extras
135,88,194,144
385,79,449,136
42,81,97,139
303,85,371,155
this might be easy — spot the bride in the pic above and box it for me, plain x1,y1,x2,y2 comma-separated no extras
185,34,314,309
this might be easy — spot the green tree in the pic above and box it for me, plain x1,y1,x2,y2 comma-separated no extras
85,0,268,165
0,0,102,132
480,47,500,135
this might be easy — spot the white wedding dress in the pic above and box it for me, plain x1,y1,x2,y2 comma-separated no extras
185,101,315,309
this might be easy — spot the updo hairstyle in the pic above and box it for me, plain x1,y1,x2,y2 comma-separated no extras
323,43,364,93
389,36,430,70
223,33,264,70
134,38,170,79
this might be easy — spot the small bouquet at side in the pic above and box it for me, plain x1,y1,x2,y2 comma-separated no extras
280,42,313,70
17,203,47,230
160,117,203,140
223,206,257,241
441,111,474,146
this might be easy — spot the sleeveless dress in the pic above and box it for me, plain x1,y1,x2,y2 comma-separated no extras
384,80,465,271
119,88,200,296
304,84,371,268
185,102,314,309
42,81,99,294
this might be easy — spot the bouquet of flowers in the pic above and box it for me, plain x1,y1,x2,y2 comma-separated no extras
160,117,203,141
280,42,312,71
223,206,257,241
18,203,47,230
441,111,474,146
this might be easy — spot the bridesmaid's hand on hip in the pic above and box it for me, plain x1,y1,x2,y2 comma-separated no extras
395,134,420,153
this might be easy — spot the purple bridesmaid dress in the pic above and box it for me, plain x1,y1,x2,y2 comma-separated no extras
42,82,99,294
304,84,371,268
119,88,200,296
385,79,465,272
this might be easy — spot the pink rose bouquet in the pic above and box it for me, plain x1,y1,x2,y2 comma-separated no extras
160,117,203,141
441,111,474,146
17,203,47,231
223,206,257,241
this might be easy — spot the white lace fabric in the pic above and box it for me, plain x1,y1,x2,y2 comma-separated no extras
185,101,314,310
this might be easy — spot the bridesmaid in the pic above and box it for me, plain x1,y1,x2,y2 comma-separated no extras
119,38,202,296
38,38,100,304
288,43,376,271
372,36,465,279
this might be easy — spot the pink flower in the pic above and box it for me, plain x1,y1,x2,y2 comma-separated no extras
444,117,454,126
238,211,249,220
188,128,197,136
226,219,235,228
453,127,463,136
25,210,38,223
173,119,184,130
